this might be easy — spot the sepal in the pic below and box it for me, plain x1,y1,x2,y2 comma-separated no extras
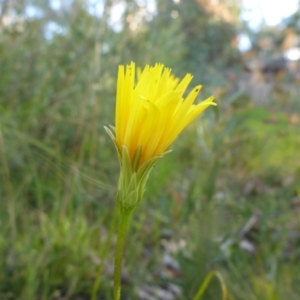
105,127,171,210
117,146,165,210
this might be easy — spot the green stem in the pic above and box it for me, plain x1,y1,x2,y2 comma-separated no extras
113,208,132,300
91,205,118,300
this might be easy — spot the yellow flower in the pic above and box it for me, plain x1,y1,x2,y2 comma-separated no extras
107,63,216,300
115,62,215,168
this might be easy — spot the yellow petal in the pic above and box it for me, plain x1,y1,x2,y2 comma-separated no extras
114,62,216,168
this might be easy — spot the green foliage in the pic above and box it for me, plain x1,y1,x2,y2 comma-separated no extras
1,0,300,299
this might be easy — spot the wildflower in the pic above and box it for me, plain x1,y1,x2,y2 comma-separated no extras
105,62,215,300
106,62,215,209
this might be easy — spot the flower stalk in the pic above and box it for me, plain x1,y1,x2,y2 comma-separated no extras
113,208,132,300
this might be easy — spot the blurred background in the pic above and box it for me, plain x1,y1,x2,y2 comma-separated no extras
1,0,300,299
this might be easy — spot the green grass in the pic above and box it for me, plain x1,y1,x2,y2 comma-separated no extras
1,9,300,298
1,86,300,299
2,88,300,299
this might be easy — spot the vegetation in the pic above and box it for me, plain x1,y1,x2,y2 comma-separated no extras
0,0,300,299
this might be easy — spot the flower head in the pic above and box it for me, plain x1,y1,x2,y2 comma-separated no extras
105,62,215,209
114,62,215,168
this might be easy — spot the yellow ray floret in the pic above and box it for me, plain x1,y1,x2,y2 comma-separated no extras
115,62,216,167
